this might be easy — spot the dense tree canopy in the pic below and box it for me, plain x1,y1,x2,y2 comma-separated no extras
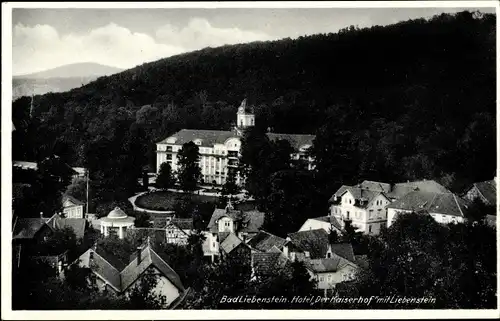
177,142,202,191
12,11,495,211
331,212,497,309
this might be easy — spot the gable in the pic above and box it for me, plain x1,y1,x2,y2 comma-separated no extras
367,194,390,208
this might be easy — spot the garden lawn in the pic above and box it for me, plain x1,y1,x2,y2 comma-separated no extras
135,190,219,211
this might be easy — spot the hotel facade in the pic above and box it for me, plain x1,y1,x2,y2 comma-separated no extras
156,100,315,185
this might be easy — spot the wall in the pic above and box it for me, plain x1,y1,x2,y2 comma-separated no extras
386,208,412,228
313,264,358,290
125,267,181,307
429,212,465,224
63,205,84,218
202,231,219,257
387,208,465,227
218,217,234,233
165,225,189,245
299,219,337,233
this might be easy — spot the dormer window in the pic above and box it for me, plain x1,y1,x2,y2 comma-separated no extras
194,139,202,146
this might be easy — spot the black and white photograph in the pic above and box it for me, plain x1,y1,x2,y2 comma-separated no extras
2,1,499,318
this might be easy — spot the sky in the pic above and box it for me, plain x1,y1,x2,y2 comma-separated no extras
11,5,496,76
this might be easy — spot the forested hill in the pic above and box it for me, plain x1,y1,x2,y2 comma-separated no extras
12,11,496,201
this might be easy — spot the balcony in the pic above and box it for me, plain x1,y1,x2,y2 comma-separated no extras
227,151,239,159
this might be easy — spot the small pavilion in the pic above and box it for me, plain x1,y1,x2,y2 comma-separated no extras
99,207,135,239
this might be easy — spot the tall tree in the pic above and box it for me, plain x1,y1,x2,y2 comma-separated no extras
156,162,174,190
177,142,201,192
221,169,239,197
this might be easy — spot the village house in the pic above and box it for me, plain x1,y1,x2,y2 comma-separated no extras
76,239,187,307
300,246,359,290
155,99,315,185
246,230,288,253
386,191,469,227
62,195,85,219
13,213,86,244
204,201,264,261
298,216,343,235
279,229,360,290
464,177,497,206
12,213,86,273
250,248,291,280
219,232,252,260
165,218,193,245
329,179,451,235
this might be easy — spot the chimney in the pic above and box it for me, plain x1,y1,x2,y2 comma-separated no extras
40,212,43,219
136,246,142,266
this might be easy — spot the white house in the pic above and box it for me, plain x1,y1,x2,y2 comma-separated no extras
164,218,193,245
204,201,265,262
329,187,391,235
77,240,186,307
304,256,358,290
298,216,342,234
329,179,451,235
62,195,85,219
386,191,469,227
155,99,315,185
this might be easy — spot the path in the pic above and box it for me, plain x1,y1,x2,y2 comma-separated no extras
128,187,250,214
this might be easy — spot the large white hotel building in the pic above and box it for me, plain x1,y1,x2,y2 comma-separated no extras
156,100,315,185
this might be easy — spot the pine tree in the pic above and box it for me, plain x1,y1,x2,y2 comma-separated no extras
177,142,201,192
156,162,174,190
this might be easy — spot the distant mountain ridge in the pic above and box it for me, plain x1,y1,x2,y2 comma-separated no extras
14,63,123,79
12,63,123,98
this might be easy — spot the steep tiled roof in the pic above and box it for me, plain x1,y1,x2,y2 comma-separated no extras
330,243,356,262
78,244,184,294
330,180,450,203
220,233,245,254
157,129,238,147
239,210,265,233
310,216,343,231
359,181,392,193
218,231,231,243
12,218,48,240
247,230,288,252
266,133,315,151
473,180,497,205
207,208,264,234
287,229,329,259
386,191,469,217
329,187,387,207
80,248,122,291
303,256,354,273
252,252,289,276
170,218,193,231
48,215,86,239
388,180,450,199
62,195,85,206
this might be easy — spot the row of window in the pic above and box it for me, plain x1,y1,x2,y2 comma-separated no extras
317,274,351,282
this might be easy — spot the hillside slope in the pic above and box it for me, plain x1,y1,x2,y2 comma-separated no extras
14,63,123,79
12,11,496,197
